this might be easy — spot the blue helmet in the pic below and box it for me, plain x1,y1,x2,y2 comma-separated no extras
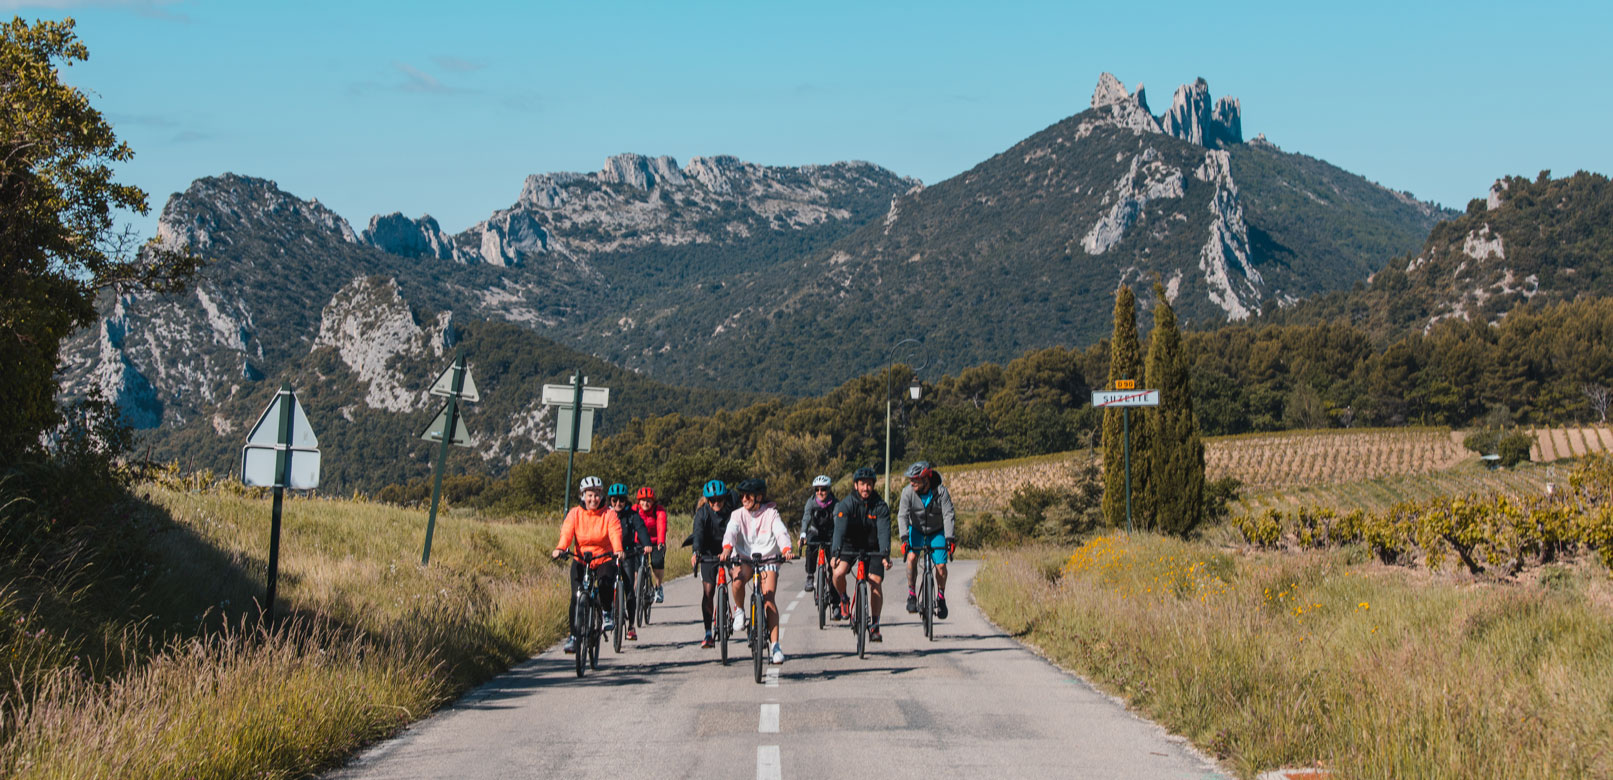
702,479,728,499
607,483,630,498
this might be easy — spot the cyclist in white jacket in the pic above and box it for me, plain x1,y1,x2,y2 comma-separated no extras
721,478,794,664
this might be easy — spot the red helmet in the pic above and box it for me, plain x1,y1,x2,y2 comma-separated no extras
636,487,656,501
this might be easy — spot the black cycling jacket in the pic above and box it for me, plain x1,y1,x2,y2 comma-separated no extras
801,493,838,544
830,491,891,557
616,506,653,557
689,494,734,556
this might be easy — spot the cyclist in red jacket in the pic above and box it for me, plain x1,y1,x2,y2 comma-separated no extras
636,487,669,602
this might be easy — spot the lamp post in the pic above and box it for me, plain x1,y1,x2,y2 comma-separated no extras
884,338,926,507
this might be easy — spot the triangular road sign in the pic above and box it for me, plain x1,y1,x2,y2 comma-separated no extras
245,388,318,448
420,401,473,447
429,362,479,402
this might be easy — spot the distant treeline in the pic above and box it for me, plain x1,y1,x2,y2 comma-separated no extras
384,296,1612,515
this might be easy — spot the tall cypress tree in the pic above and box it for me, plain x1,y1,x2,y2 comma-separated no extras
1145,282,1205,536
1101,285,1149,528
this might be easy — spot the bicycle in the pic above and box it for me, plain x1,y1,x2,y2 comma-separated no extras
808,542,832,630
697,554,735,665
611,558,626,653
727,552,790,683
837,550,884,659
911,542,950,641
554,550,607,678
634,552,654,627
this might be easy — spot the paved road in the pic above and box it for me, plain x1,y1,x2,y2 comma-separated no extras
329,559,1227,780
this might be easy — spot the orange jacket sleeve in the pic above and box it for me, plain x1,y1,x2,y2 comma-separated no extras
555,507,578,553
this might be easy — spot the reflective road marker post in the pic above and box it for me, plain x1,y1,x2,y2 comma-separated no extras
420,349,479,566
1093,385,1160,534
241,382,320,623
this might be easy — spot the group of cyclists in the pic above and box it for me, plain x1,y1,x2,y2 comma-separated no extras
551,461,958,667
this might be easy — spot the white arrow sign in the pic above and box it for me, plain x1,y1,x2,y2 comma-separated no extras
1092,389,1160,408
541,383,609,409
428,362,479,402
241,388,321,489
420,401,473,447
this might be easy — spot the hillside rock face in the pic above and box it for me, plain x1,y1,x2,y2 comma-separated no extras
1159,79,1243,149
361,213,464,262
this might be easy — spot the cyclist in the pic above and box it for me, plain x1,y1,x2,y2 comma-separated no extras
800,475,838,608
689,479,735,648
897,461,956,619
721,478,794,664
607,483,654,641
551,476,624,654
636,487,669,602
830,466,892,642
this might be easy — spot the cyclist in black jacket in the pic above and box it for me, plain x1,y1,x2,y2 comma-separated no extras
608,483,654,641
800,475,838,607
689,479,735,648
830,467,892,642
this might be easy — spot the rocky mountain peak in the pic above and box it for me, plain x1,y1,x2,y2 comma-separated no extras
156,173,357,252
361,213,464,263
1080,72,1159,137
1159,78,1243,149
600,153,685,190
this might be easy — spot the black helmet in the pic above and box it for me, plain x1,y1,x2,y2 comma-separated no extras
736,478,766,495
852,466,877,482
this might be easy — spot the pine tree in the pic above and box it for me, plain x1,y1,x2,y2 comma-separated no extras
1101,285,1149,528
1145,282,1205,536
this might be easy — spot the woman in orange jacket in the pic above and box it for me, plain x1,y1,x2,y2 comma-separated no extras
552,476,624,654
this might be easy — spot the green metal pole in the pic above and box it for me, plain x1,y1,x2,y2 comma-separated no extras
422,350,464,566
266,381,293,623
561,372,583,516
1123,406,1134,534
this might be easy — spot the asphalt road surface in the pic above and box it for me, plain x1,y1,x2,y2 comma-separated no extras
328,559,1228,780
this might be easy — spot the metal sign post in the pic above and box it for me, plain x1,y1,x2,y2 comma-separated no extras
1093,386,1161,533
542,375,610,515
241,382,320,622
419,349,478,566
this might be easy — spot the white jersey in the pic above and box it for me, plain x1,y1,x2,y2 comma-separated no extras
722,502,793,559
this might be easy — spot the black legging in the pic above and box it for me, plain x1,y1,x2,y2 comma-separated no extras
620,556,641,628
569,560,618,637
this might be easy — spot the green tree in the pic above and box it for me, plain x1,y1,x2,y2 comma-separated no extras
1,17,200,463
1101,285,1149,527
1145,283,1205,536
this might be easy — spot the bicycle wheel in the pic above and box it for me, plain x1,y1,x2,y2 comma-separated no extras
716,581,730,665
921,561,935,641
751,589,764,684
638,560,653,626
588,602,601,670
855,579,869,659
816,564,829,630
612,578,625,653
573,589,589,678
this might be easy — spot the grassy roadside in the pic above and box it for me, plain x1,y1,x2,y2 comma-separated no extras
973,535,1613,779
0,482,690,779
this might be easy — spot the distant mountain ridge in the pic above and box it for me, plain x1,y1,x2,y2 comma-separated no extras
59,71,1456,486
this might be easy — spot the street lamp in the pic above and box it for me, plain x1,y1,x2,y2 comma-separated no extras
885,338,926,508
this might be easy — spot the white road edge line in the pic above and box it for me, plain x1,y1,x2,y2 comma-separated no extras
780,612,792,624
757,745,781,780
786,598,800,611
759,703,779,733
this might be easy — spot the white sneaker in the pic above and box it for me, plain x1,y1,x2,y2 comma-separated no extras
654,586,664,603
771,643,784,664
732,607,745,632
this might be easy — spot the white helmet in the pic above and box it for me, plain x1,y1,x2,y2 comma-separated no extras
812,475,832,488
578,476,604,493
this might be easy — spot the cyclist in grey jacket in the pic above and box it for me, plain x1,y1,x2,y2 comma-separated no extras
897,461,956,619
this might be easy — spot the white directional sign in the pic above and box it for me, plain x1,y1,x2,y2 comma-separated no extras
429,363,479,401
541,383,610,409
1092,389,1161,408
420,401,473,447
241,388,321,489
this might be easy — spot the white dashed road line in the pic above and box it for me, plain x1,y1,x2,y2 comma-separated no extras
764,667,779,687
759,703,779,733
780,612,791,624
757,746,782,780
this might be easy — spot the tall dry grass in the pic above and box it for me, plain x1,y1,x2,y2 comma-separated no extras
0,483,692,779
975,535,1613,779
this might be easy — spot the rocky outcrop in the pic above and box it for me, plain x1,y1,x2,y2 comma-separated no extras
1080,73,1161,137
1159,79,1242,149
1081,147,1184,255
361,213,464,262
312,276,452,413
1487,179,1510,210
1194,150,1263,319
1462,224,1505,261
600,153,685,190
155,173,357,252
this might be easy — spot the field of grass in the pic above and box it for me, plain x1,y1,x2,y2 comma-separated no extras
1229,459,1558,520
974,535,1613,779
0,481,690,779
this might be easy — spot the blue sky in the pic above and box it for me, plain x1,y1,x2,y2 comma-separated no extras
8,0,1612,239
